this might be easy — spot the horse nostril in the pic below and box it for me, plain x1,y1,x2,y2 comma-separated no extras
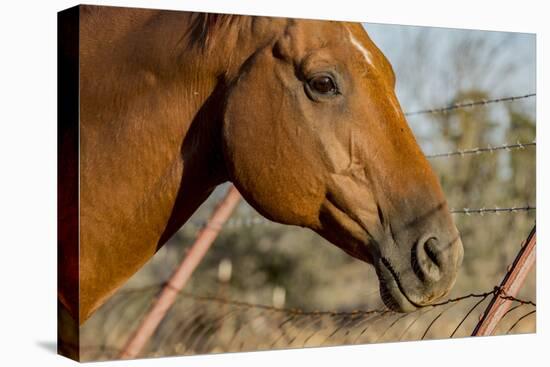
424,238,442,267
413,237,443,283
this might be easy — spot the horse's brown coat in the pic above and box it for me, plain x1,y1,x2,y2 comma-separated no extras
59,6,463,324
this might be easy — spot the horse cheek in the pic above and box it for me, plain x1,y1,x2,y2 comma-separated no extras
222,64,323,227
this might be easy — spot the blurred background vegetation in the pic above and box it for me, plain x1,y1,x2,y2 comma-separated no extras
79,24,535,360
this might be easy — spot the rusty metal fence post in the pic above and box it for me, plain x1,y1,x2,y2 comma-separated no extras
119,185,241,359
472,226,536,336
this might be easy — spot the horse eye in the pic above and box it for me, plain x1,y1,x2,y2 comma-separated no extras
308,75,337,94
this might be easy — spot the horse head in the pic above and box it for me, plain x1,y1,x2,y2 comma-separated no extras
216,18,463,311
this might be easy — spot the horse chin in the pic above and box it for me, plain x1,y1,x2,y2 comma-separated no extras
376,258,420,313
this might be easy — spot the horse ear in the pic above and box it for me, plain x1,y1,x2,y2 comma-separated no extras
272,36,292,61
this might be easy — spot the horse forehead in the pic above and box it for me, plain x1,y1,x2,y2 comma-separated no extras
345,27,374,66
300,21,378,67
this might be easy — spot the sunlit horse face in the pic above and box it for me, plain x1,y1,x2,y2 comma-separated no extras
222,19,463,311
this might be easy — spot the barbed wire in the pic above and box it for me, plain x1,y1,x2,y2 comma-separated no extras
116,283,536,315
139,285,535,316
426,141,536,159
404,93,535,117
182,204,535,231
450,206,536,215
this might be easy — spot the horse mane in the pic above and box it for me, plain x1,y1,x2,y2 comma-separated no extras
187,13,251,49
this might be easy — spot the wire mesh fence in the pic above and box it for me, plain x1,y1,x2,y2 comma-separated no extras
80,282,535,360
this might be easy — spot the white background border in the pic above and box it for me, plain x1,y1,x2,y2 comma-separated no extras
0,0,546,366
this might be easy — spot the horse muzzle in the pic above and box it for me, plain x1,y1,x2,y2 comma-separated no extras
374,233,464,312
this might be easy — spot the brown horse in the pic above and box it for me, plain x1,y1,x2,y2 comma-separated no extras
59,5,463,325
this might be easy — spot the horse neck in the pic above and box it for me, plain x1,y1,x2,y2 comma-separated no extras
76,9,290,322
77,10,241,322
80,11,239,250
